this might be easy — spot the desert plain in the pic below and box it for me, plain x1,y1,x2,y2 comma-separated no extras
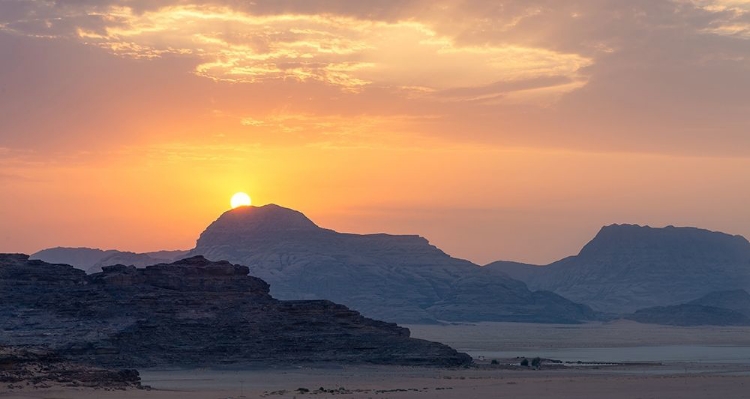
4,321,750,399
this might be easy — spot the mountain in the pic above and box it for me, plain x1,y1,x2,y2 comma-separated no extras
689,289,750,316
625,290,750,326
486,260,544,281
186,204,597,324
31,247,188,273
0,254,471,368
31,247,116,269
488,224,750,313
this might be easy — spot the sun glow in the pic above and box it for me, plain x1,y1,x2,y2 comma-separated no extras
230,192,252,209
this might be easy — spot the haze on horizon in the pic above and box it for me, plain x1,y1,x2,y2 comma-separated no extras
2,0,750,265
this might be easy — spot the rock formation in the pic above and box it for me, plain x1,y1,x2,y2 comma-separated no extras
31,247,188,273
0,346,141,390
0,254,471,368
489,224,750,313
187,204,597,324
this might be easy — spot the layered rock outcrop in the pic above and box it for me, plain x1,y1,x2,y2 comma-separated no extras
0,254,471,368
0,345,141,390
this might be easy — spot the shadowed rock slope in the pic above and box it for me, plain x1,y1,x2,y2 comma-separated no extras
187,204,596,324
489,224,750,313
0,254,471,368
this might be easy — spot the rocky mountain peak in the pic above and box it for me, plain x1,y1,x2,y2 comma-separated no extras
217,204,319,231
196,204,321,248
498,224,750,313
578,224,750,260
187,205,597,324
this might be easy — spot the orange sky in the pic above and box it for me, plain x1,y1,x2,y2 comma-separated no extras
2,0,750,264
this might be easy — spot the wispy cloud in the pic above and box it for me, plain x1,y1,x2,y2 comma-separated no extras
681,0,750,38
2,2,591,102
118,142,261,164
236,112,447,150
2,0,749,155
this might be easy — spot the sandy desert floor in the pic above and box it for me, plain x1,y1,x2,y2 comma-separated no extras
3,364,750,399
4,321,750,399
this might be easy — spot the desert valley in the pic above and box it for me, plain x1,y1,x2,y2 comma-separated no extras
3,0,750,397
3,205,750,397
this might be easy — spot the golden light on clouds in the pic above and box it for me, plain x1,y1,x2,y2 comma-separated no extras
684,0,750,38
71,5,591,101
235,112,440,150
688,0,750,10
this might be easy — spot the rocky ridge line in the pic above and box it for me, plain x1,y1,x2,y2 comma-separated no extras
0,254,471,368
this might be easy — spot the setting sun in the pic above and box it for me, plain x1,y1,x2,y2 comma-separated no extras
230,192,252,209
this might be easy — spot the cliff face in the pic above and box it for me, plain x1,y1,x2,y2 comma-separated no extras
0,254,471,368
188,205,597,324
491,224,750,313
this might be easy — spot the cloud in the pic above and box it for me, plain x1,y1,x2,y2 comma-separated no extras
236,112,445,150
687,0,750,11
679,0,750,38
0,147,41,182
1,0,750,155
1,2,590,102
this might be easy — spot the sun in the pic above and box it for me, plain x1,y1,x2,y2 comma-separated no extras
230,192,252,209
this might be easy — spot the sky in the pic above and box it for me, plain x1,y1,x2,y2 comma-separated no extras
1,0,750,265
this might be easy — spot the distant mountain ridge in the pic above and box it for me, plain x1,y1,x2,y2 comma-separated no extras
187,204,597,324
626,290,750,326
39,208,750,324
690,289,750,316
32,247,188,273
489,224,750,313
626,304,750,326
